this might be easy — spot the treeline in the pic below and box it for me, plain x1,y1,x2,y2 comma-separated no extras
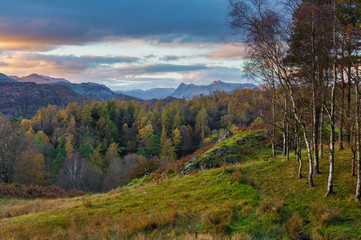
229,0,361,200
0,89,270,192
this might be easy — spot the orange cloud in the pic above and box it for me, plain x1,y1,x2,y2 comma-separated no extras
201,43,249,59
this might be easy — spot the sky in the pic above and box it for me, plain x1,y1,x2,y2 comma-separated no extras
0,0,251,90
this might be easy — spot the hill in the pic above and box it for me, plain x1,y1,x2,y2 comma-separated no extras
55,82,137,101
0,80,139,117
119,81,258,100
1,129,360,239
0,72,136,101
117,88,175,100
0,73,17,82
0,82,91,118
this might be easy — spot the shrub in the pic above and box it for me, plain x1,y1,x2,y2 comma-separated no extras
82,197,92,208
232,167,244,183
285,213,307,240
310,202,342,226
0,183,85,199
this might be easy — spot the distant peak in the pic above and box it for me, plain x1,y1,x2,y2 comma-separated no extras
28,73,41,77
210,80,223,85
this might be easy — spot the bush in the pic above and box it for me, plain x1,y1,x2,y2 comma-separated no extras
232,167,244,183
285,213,307,240
0,183,84,199
310,202,342,226
82,197,92,208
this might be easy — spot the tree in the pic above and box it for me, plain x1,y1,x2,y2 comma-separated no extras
14,148,47,185
104,143,121,170
81,104,93,127
138,124,154,145
195,107,210,139
161,138,176,161
57,152,89,190
144,135,162,157
172,128,181,148
0,117,26,183
180,125,192,150
161,126,167,145
90,144,105,171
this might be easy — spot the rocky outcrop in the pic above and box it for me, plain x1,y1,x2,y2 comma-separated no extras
182,131,267,174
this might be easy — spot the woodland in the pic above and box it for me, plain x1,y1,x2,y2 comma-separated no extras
0,89,269,193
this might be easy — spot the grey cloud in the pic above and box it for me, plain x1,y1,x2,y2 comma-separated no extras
118,64,210,75
0,0,230,49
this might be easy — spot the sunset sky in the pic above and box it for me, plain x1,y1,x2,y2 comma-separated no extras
0,0,250,90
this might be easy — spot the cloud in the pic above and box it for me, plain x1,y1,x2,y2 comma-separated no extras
117,64,210,76
159,55,188,62
200,43,249,59
0,53,140,73
0,0,231,50
181,67,252,85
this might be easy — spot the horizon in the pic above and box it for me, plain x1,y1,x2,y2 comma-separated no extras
0,0,252,91
2,71,258,92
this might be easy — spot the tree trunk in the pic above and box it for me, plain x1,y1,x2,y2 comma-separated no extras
272,83,276,158
311,8,319,175
287,85,313,187
351,52,361,201
346,64,352,145
339,62,345,150
295,124,302,179
283,95,289,160
355,61,361,202
326,3,337,196
319,106,324,160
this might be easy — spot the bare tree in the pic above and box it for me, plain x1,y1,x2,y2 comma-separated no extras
57,152,89,190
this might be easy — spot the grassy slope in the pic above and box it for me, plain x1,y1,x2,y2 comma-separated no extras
1,130,361,239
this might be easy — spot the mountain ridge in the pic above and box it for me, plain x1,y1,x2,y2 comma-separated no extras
119,80,258,100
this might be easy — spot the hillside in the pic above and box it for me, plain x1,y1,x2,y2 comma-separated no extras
0,82,90,118
0,73,17,82
55,82,137,101
0,81,138,118
1,129,360,239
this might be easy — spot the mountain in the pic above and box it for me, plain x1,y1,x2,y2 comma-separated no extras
117,88,175,100
0,82,90,117
16,73,71,84
55,82,137,101
18,74,53,84
0,78,138,117
118,81,258,100
171,80,258,99
0,73,17,82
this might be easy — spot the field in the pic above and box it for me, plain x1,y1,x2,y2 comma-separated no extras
1,130,360,239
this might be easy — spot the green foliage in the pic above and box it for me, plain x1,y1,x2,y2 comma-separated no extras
144,135,161,157
90,144,105,171
51,145,65,182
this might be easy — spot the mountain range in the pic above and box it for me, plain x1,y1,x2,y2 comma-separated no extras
0,73,138,118
118,80,258,100
0,72,258,117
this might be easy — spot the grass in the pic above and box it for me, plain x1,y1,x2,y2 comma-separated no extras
0,168,266,239
242,147,361,239
1,130,361,239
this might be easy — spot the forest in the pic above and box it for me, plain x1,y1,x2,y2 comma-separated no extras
0,89,270,193
228,0,361,201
